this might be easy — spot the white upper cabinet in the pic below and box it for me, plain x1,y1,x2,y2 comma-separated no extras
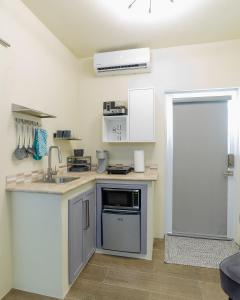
102,87,155,143
129,88,155,142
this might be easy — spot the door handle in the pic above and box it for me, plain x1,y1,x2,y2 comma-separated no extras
228,154,235,168
224,170,234,177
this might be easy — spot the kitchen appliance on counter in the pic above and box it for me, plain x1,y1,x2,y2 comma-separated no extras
101,187,141,253
107,165,133,175
103,101,128,116
96,150,109,173
67,156,91,172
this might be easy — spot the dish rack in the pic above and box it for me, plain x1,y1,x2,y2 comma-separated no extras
67,156,91,172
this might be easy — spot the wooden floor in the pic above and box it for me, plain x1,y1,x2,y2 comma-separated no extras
4,239,227,300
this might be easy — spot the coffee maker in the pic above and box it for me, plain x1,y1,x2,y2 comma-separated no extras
96,150,109,173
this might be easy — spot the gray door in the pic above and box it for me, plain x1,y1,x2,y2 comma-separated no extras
83,189,96,264
172,100,228,238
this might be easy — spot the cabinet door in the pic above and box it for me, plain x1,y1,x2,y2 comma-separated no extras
129,88,155,142
68,195,84,284
83,189,96,264
102,211,141,253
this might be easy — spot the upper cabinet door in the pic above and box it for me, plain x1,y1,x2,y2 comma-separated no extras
129,88,155,142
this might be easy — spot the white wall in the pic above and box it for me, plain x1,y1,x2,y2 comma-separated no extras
77,39,240,240
1,2,240,297
0,1,79,298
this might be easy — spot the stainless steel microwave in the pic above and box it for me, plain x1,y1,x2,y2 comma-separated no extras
102,188,140,211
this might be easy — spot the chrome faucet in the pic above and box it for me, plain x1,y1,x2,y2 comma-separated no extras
46,146,62,182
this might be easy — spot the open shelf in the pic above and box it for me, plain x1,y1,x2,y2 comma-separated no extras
12,103,56,118
103,115,128,119
54,138,82,141
103,115,128,142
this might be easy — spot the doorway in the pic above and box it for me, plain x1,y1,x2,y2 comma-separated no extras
165,89,240,240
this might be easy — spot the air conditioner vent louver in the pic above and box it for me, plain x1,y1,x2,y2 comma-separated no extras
97,63,148,72
94,48,151,76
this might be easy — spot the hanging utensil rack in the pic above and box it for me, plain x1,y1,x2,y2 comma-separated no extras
15,117,41,128
13,118,41,160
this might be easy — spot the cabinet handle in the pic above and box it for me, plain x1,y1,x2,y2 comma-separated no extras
84,200,90,230
86,200,90,229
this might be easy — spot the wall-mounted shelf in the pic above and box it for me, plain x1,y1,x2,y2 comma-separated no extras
12,103,56,119
103,115,128,119
54,138,82,141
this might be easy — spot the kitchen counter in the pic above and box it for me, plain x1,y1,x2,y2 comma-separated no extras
8,168,157,298
6,168,158,195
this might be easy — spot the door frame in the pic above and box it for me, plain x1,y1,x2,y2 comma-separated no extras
165,88,240,240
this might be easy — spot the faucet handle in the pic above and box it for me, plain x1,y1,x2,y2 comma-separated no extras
52,166,58,175
43,173,48,182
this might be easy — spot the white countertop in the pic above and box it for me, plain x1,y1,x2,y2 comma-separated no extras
6,168,158,195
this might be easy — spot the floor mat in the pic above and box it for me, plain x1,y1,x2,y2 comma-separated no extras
165,234,239,268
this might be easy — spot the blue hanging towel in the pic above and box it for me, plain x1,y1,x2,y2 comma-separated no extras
33,128,48,160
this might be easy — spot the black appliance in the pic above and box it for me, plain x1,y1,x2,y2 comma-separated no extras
102,188,140,211
107,165,133,175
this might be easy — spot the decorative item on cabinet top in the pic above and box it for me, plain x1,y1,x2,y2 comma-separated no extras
103,101,128,116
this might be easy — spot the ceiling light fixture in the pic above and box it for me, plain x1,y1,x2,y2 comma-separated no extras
128,0,174,14
98,0,202,24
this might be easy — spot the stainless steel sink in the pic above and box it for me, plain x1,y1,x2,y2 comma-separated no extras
38,176,79,184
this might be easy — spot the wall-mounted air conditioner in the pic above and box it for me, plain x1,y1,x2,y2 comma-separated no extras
94,48,151,76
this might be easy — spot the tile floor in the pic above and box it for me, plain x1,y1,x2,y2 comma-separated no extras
3,239,227,300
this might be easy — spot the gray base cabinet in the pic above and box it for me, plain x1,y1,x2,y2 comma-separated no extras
68,194,84,284
68,188,96,284
83,189,96,263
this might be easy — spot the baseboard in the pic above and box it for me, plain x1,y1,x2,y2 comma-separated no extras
0,288,12,300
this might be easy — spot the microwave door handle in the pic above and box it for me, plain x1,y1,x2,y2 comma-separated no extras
102,188,140,193
103,209,140,215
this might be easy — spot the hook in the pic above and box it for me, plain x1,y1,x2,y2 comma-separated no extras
128,0,137,9
149,0,152,13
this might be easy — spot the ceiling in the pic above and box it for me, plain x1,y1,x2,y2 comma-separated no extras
21,0,240,58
